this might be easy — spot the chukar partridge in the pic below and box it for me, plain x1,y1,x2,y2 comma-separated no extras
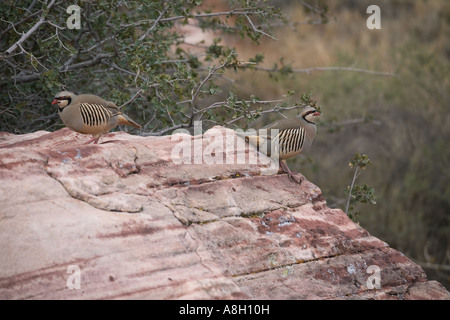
243,106,320,183
52,91,141,144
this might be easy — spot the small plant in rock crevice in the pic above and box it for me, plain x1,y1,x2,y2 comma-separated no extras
345,153,376,220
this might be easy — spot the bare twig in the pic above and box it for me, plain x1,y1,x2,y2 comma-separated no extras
0,8,43,39
158,9,272,23
183,51,236,126
4,0,57,55
5,19,46,55
243,13,278,40
323,117,382,128
6,53,115,83
411,259,450,272
63,53,115,71
142,97,293,136
345,166,359,215
295,66,395,76
119,89,143,109
138,4,169,41
124,8,280,41
224,102,304,126
142,123,190,136
194,98,284,119
299,0,327,15
252,65,395,77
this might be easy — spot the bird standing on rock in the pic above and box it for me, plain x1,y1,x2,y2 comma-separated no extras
243,106,320,184
52,91,141,144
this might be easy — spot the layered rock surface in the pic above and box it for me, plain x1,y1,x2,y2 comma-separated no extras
0,127,448,299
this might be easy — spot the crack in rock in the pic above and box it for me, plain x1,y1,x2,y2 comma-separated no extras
44,148,144,213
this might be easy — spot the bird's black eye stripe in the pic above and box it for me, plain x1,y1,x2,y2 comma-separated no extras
55,96,71,101
55,96,72,108
303,109,318,124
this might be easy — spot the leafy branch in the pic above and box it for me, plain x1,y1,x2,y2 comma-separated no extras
345,153,376,220
0,1,392,135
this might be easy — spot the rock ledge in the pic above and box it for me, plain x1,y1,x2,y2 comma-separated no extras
0,128,448,300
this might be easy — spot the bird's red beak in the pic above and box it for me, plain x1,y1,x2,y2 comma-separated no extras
51,99,59,105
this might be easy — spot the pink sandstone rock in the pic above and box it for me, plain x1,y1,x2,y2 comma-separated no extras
0,127,448,300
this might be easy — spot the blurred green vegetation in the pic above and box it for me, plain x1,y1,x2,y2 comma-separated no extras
0,0,288,135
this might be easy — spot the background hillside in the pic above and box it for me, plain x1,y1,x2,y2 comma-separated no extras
225,0,449,289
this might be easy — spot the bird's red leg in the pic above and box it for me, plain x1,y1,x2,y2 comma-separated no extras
279,159,304,184
85,136,101,144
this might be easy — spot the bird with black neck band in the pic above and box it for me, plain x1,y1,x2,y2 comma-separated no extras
52,91,141,144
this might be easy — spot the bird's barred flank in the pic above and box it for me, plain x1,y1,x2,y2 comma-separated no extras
278,127,305,155
80,103,111,127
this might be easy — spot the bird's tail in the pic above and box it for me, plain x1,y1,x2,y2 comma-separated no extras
235,131,262,147
117,114,141,129
244,135,262,149
236,131,274,156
